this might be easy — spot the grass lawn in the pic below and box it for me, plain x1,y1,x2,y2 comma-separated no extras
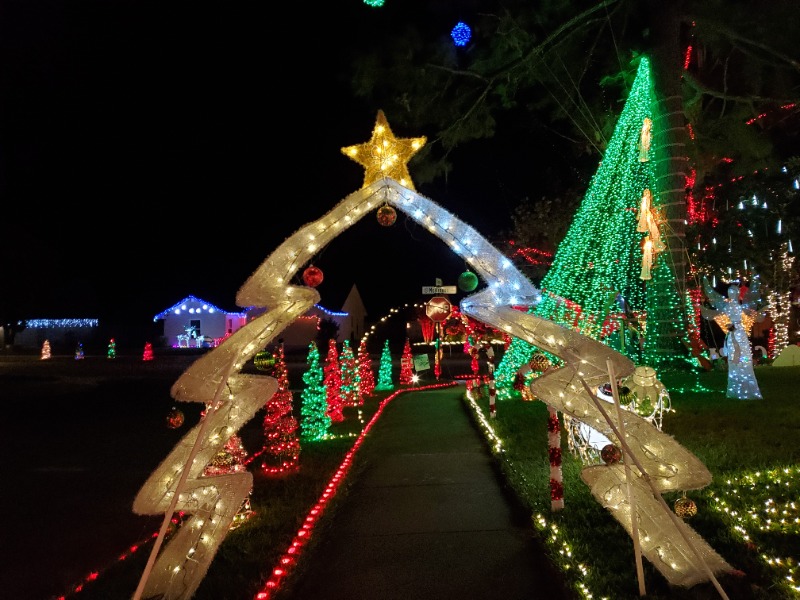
465,364,800,600
10,356,798,600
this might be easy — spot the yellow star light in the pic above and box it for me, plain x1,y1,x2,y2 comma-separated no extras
341,109,426,191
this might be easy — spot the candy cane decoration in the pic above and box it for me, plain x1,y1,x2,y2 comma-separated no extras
484,343,496,418
547,406,564,510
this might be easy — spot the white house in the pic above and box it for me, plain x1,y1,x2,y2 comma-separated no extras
153,285,367,352
153,295,247,348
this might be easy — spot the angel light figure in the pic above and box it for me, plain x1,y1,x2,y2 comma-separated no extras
700,277,765,399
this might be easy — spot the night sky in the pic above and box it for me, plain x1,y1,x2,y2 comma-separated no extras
0,1,560,346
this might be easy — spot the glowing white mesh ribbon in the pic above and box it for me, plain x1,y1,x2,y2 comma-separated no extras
134,178,731,597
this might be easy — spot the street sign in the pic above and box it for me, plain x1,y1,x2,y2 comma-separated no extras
426,296,452,322
422,286,457,294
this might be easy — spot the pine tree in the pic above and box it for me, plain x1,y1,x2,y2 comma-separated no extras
262,343,300,474
339,339,361,407
495,57,689,396
323,339,344,422
356,338,375,398
374,339,394,391
41,340,51,360
300,342,331,441
399,338,414,385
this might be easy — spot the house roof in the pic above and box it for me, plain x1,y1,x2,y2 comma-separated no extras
153,295,247,322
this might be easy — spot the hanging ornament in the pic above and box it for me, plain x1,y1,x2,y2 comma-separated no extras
601,443,622,465
457,270,479,292
674,494,698,519
166,407,185,429
302,265,324,288
376,204,397,227
529,353,550,372
619,385,634,405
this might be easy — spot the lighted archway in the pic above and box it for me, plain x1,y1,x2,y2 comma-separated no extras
133,119,732,599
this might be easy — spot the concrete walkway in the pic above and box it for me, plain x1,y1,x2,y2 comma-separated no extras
282,384,575,600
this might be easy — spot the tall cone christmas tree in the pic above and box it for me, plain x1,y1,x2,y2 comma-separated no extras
496,56,689,396
300,342,331,441
339,339,361,407
261,343,301,474
374,339,394,391
399,338,414,385
357,338,375,398
41,340,51,360
323,339,344,423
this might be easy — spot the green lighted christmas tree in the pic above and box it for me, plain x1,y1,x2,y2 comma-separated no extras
357,338,375,398
107,338,117,359
299,342,331,441
496,56,689,396
339,339,361,407
374,339,394,391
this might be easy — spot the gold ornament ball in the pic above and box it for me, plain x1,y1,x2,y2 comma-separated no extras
376,204,397,227
674,496,698,519
529,353,550,372
601,444,622,465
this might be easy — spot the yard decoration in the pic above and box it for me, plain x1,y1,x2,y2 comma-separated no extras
699,276,764,399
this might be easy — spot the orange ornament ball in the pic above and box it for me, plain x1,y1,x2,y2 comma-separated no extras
302,265,324,288
376,204,397,227
601,443,622,465
166,407,185,429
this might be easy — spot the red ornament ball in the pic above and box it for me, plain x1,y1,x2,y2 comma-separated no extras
376,204,397,227
166,407,185,429
302,265,324,287
674,496,698,519
601,444,622,465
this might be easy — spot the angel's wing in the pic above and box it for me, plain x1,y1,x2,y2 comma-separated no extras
741,277,763,310
701,277,726,310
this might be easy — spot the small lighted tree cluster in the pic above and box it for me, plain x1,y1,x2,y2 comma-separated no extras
41,340,52,360
107,338,117,359
357,339,375,398
262,343,301,474
142,341,154,361
374,339,394,391
300,342,331,441
323,339,344,422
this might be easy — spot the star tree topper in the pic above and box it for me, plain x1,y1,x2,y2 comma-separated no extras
341,109,426,191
